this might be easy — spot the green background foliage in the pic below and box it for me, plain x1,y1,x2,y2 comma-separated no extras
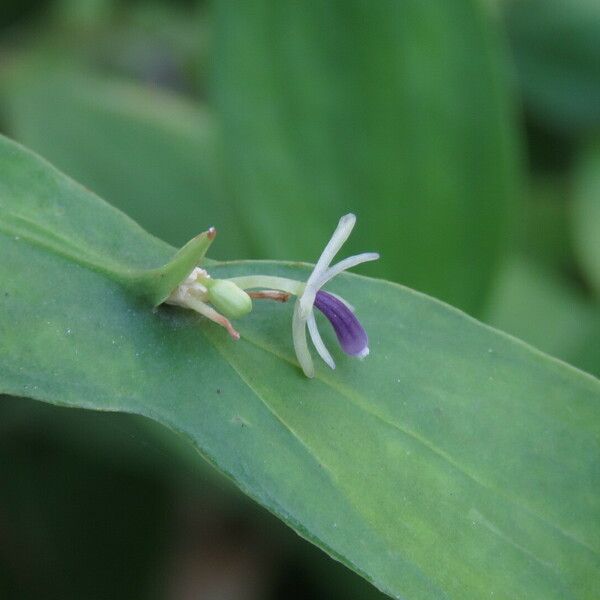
212,0,519,316
505,0,600,133
0,1,599,599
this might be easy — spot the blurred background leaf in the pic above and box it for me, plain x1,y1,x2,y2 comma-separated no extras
504,0,600,134
213,0,520,316
0,396,170,600
1,65,248,257
572,143,600,298
485,256,600,377
517,176,576,273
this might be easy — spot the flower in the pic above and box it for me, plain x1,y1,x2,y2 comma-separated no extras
167,214,378,378
291,214,379,377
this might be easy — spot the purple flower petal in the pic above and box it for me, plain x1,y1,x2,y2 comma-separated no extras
313,291,369,357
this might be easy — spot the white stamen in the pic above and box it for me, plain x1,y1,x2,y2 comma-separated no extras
307,313,336,370
314,252,379,289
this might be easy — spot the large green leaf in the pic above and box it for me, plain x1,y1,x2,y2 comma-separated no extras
505,0,600,133
212,0,519,316
1,65,247,257
0,135,598,600
572,144,600,297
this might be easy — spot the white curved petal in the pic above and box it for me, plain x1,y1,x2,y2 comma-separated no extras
292,300,314,378
314,252,379,289
305,214,356,289
307,313,336,370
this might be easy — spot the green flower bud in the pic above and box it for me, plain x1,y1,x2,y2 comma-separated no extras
206,279,252,319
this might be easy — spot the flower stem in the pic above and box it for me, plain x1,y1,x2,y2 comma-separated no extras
226,276,305,296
